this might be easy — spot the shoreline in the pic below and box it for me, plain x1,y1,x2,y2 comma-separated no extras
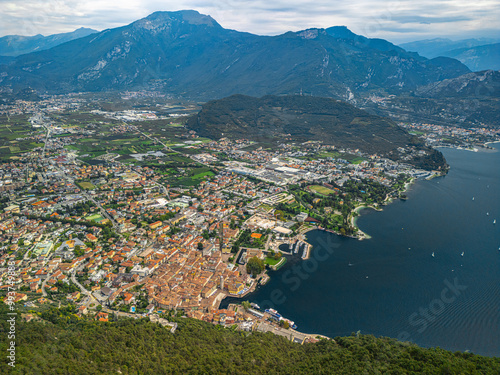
349,176,416,239
220,174,420,307
484,140,500,145
436,145,478,152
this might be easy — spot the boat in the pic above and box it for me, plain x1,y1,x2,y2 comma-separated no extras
487,212,489,216
461,252,464,256
472,197,475,201
250,302,261,310
265,308,282,319
348,262,353,266
432,252,435,257
494,219,496,224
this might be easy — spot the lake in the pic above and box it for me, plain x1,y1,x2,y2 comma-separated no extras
222,144,500,356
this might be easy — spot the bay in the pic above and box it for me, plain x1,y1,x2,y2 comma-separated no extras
222,144,500,356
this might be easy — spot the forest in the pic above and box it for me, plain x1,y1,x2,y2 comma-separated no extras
0,305,498,374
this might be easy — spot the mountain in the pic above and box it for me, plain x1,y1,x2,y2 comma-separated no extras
400,38,500,58
415,70,500,98
358,70,500,128
400,38,500,71
441,43,500,72
0,10,469,99
0,56,14,65
187,94,447,170
0,27,98,57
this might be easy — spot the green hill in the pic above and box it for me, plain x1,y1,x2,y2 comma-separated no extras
1,306,498,374
187,94,447,170
187,94,411,152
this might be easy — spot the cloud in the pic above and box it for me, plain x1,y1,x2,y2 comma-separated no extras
0,0,498,43
392,15,473,24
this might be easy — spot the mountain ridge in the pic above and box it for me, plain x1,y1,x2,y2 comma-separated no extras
399,38,500,71
0,27,98,57
0,10,470,100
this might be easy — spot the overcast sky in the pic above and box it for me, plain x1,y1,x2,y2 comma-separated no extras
1,0,499,43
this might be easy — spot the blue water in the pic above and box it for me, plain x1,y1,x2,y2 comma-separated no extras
222,145,500,356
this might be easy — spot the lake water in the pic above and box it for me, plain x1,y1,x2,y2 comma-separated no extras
221,144,500,356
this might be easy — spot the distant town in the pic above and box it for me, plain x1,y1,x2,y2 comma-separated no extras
1,93,499,342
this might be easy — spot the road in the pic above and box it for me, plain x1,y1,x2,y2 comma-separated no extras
71,268,99,309
41,277,48,297
138,130,178,154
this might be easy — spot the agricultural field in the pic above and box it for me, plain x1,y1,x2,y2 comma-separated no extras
0,115,44,161
165,166,215,187
63,117,203,166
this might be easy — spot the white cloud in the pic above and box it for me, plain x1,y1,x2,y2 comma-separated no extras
0,0,498,42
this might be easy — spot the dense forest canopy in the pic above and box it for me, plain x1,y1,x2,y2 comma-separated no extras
0,305,498,374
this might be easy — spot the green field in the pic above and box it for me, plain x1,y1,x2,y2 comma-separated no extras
77,181,95,190
86,214,103,222
0,116,45,161
309,185,335,195
264,256,282,266
191,170,215,180
318,151,341,158
350,157,366,164
167,167,215,187
258,204,273,212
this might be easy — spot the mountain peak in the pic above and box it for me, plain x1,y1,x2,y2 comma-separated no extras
325,26,357,39
129,10,222,35
142,10,221,27
295,28,326,39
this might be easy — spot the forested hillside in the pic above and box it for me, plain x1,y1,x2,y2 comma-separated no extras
0,306,498,374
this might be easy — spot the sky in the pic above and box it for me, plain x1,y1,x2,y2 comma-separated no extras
0,0,499,43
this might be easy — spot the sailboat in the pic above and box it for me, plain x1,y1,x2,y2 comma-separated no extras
494,219,496,224
432,252,435,257
461,252,464,256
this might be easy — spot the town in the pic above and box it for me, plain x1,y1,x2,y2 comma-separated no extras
1,93,499,343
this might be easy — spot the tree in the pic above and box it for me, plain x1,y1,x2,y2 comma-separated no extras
280,319,290,329
74,245,84,257
241,301,251,311
197,242,204,251
246,256,265,277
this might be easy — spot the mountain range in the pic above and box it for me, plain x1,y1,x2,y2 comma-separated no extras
0,10,470,100
441,43,500,72
400,38,500,71
0,27,98,57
